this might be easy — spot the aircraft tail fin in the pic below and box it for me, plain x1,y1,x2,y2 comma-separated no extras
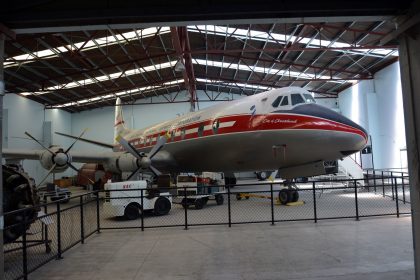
114,98,129,145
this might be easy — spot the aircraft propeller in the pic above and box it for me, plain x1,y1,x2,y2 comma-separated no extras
25,129,94,186
115,133,169,179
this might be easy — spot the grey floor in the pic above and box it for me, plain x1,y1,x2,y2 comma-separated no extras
29,217,414,280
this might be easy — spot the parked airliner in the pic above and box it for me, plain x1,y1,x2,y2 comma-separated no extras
3,86,367,187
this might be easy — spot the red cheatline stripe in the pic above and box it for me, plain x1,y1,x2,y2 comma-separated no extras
114,113,367,150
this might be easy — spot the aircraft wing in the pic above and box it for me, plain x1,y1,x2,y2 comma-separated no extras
2,149,43,160
70,151,117,163
3,148,176,174
3,148,115,163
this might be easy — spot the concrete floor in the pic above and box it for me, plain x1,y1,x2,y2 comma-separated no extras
29,217,414,280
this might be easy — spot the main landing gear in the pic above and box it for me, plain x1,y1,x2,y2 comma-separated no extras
278,183,299,205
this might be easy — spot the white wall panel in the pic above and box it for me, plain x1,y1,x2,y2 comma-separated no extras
4,94,72,183
338,62,406,170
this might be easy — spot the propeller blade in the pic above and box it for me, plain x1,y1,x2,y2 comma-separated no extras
68,163,95,184
149,165,162,177
127,167,141,181
148,134,169,159
268,170,279,182
38,164,56,187
65,128,89,153
115,135,142,159
24,131,55,155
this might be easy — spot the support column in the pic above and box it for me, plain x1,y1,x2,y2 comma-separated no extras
398,23,420,280
0,32,5,280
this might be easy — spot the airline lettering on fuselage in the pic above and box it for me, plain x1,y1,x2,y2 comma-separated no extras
263,118,298,124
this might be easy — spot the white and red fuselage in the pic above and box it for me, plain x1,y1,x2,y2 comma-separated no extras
114,87,368,173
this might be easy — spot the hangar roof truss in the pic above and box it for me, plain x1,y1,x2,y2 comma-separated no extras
3,21,399,112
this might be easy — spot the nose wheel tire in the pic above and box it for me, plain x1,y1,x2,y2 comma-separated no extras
278,189,300,204
278,189,290,205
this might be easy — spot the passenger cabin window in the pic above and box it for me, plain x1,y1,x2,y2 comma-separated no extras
303,94,316,104
291,94,305,106
171,131,175,142
271,96,283,108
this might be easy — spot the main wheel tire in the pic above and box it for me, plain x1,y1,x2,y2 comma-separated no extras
124,203,141,220
215,194,224,205
290,190,299,202
194,198,204,209
154,197,171,216
278,189,291,205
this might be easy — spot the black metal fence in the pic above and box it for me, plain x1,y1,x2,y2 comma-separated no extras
3,172,411,280
4,193,100,280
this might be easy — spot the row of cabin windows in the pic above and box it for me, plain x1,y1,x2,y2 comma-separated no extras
272,93,316,108
143,119,220,144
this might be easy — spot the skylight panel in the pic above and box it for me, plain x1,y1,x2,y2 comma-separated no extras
188,25,397,58
36,60,177,92
5,27,171,68
193,59,338,82
52,79,184,108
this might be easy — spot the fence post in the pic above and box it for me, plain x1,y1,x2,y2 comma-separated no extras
228,185,232,228
22,209,28,280
96,191,100,233
391,172,395,200
183,187,188,230
312,182,317,223
373,170,377,193
402,175,406,204
80,196,84,244
270,184,275,225
43,196,49,253
56,202,63,259
354,179,359,221
395,177,400,218
140,189,144,231
382,171,385,197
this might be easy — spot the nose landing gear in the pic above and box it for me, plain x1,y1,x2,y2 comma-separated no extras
278,183,299,205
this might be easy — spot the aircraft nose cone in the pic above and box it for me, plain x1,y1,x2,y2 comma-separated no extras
292,104,368,141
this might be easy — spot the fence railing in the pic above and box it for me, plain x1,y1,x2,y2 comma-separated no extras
3,173,411,280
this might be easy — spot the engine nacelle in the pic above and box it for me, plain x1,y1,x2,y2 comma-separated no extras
104,153,139,173
39,146,70,173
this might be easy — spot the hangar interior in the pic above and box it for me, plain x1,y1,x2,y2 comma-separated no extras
2,1,420,280
3,22,406,183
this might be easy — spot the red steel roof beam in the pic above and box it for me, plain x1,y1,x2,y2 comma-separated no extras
180,26,197,111
170,26,196,111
